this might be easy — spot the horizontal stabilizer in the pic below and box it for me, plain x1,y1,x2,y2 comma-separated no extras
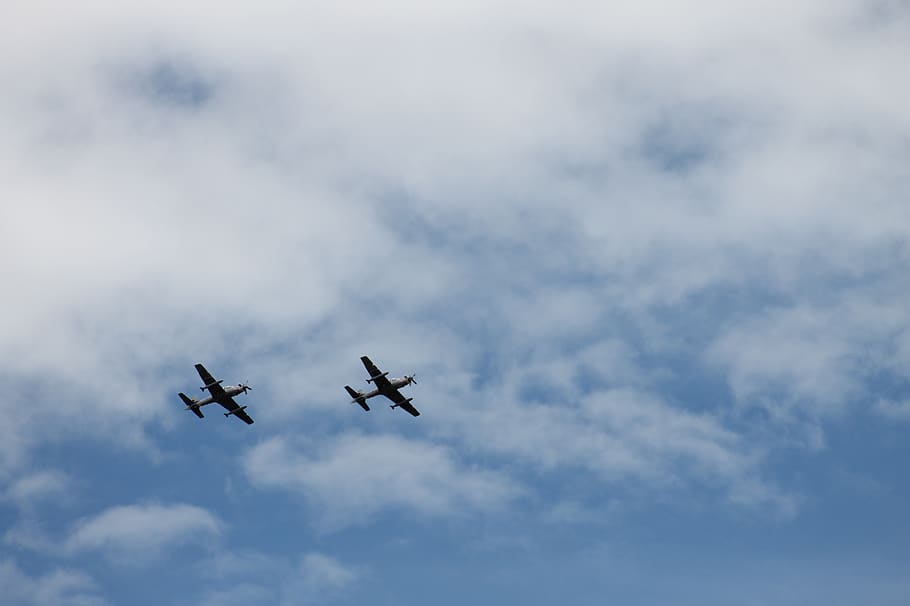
345,386,369,411
179,393,204,419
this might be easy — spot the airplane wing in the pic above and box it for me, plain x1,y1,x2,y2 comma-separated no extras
385,389,421,417
195,363,226,397
219,397,255,425
360,356,393,390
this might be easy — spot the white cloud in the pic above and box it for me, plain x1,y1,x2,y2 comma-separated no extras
0,0,905,522
65,502,222,561
876,398,910,421
435,376,795,514
3,469,72,508
193,550,360,606
274,553,359,606
0,5,907,606
245,434,521,529
0,558,105,606
708,295,910,432
277,552,361,606
5,519,59,554
4,501,223,560
297,553,356,591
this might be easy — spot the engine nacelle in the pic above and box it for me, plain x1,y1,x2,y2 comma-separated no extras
366,371,389,384
201,379,224,392
224,405,248,418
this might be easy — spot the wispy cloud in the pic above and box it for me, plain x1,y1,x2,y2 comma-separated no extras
876,398,910,421
193,550,360,606
437,380,796,514
245,434,521,529
64,503,222,562
297,552,357,591
3,469,72,508
709,294,910,434
0,558,105,606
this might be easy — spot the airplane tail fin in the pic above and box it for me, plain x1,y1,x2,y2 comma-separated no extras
344,386,370,411
179,393,204,419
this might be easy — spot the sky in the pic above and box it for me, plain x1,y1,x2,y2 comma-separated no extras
1,1,909,604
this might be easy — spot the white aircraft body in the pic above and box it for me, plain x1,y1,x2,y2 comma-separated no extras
178,363,254,425
344,356,420,417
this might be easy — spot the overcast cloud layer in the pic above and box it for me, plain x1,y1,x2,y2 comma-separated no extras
2,2,909,604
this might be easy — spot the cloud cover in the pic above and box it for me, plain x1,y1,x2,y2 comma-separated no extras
1,1,909,604
1,0,907,515
245,434,520,528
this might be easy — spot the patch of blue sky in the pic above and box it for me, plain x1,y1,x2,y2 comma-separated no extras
7,388,909,606
638,119,714,174
109,57,217,112
140,61,215,108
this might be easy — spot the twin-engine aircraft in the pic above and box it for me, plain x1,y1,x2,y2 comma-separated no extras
178,363,254,425
345,355,421,417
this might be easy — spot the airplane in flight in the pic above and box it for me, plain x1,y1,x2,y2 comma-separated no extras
344,355,421,417
178,363,255,425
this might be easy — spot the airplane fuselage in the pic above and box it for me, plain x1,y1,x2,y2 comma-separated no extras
194,385,248,408
361,377,412,400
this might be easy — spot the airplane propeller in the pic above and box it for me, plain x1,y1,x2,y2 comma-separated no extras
239,382,253,393
407,374,417,385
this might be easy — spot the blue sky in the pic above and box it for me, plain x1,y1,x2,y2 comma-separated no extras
2,2,910,604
